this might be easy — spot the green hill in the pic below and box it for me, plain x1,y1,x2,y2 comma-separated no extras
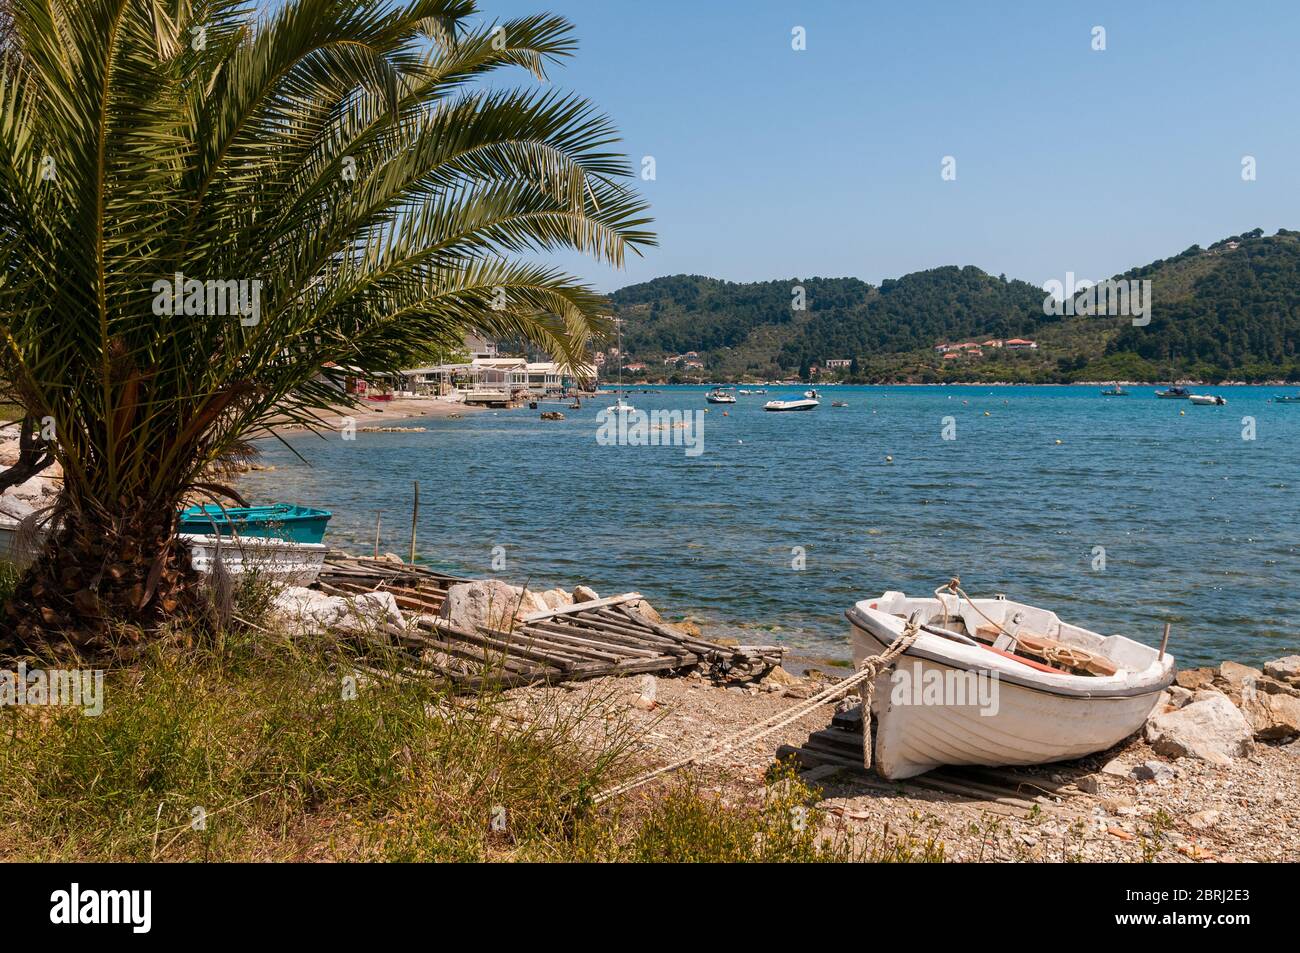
607,229,1300,383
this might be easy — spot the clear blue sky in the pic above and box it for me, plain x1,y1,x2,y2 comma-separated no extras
468,0,1300,292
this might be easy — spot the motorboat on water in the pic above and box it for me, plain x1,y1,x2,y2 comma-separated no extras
1100,384,1129,396
831,400,848,407
763,396,820,412
1188,394,1226,405
1272,394,1300,403
1155,386,1191,399
607,395,637,414
846,587,1174,779
804,388,821,400
706,387,737,404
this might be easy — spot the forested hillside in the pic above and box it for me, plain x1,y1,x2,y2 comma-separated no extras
607,229,1300,383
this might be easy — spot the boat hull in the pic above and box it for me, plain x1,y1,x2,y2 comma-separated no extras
848,603,1170,779
763,399,819,412
181,534,327,586
0,521,326,586
178,503,331,544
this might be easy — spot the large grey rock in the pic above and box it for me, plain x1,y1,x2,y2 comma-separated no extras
1219,660,1262,683
1264,656,1300,684
1175,667,1216,691
626,599,663,624
272,586,404,633
1144,694,1255,764
1255,674,1300,699
440,580,547,632
539,588,573,611
1162,686,1195,709
1239,687,1300,741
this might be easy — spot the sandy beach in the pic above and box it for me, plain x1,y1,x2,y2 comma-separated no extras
259,395,491,435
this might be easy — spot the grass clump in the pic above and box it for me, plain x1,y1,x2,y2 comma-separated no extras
0,579,942,862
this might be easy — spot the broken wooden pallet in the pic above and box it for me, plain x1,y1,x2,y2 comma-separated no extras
317,558,782,691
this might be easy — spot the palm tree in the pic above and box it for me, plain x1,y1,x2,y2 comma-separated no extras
0,0,653,656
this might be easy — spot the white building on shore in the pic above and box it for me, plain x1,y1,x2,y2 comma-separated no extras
395,357,595,405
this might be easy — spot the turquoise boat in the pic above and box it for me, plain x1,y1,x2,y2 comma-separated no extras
177,503,331,544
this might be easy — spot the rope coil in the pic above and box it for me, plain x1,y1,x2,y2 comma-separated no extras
592,611,924,804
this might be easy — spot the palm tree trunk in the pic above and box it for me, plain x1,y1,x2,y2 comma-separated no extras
1,498,197,659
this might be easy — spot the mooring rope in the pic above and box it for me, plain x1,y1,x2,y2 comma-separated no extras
592,611,924,804
940,575,1019,647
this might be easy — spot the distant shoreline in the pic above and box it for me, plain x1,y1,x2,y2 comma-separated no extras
614,380,1299,388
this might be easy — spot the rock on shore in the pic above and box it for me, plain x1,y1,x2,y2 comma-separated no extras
271,586,404,634
1147,654,1300,763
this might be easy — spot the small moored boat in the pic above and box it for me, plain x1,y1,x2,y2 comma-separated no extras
0,515,328,585
182,534,328,586
1155,386,1191,399
1188,394,1226,405
1100,384,1129,396
178,503,331,544
846,587,1174,779
1272,394,1300,404
705,387,737,404
763,397,819,412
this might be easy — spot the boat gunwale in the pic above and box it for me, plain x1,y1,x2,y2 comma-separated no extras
846,605,1175,701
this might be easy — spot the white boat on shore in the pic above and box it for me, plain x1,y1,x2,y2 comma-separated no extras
182,534,328,586
0,519,327,586
846,589,1174,779
763,397,819,412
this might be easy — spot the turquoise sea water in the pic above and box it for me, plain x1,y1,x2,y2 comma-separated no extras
240,385,1300,666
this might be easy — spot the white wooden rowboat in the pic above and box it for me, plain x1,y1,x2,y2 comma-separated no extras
182,534,327,586
847,590,1174,779
0,520,326,587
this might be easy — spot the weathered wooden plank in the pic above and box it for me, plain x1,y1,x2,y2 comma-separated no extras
397,627,545,676
521,592,643,622
577,611,699,651
421,620,584,672
614,605,733,655
509,626,635,664
526,620,687,660
461,622,625,665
